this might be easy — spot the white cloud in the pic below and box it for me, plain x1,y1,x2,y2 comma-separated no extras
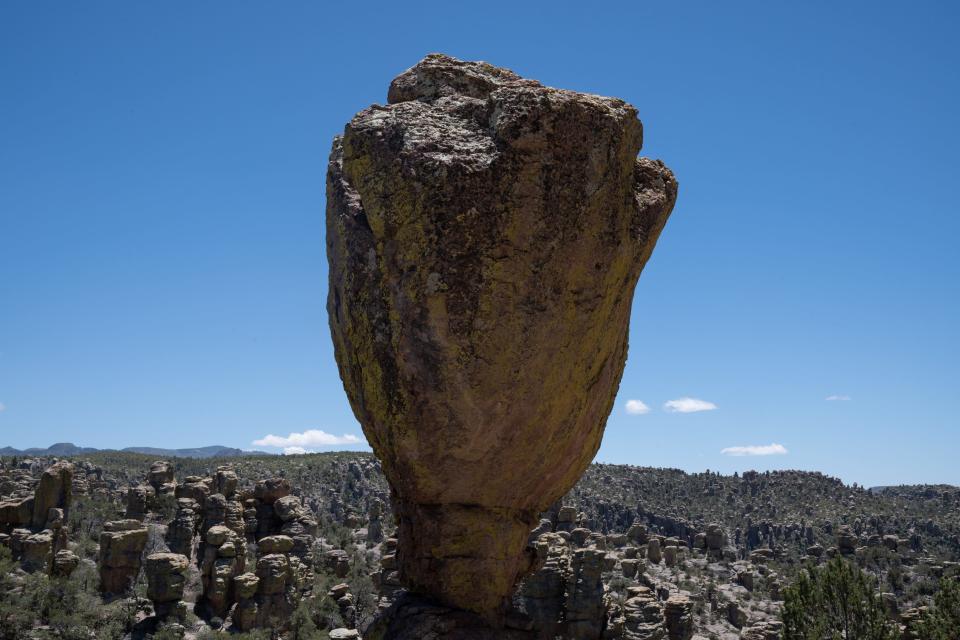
0,402,5,412
826,395,851,401
664,397,717,413
624,400,650,415
283,446,308,455
253,429,362,451
721,443,788,457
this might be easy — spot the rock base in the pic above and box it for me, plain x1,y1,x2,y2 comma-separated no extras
364,593,536,640
395,500,538,616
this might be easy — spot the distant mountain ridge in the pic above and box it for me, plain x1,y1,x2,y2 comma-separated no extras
0,442,272,458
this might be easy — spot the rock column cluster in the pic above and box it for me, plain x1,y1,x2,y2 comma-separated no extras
161,467,317,632
0,461,75,575
327,53,676,617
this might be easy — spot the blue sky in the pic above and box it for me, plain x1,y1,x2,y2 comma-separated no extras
1,2,957,487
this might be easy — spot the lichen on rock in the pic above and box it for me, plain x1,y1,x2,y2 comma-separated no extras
327,53,677,619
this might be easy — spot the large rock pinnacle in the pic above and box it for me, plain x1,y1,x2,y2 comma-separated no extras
326,54,677,617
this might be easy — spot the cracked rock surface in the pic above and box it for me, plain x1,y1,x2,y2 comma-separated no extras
327,53,677,617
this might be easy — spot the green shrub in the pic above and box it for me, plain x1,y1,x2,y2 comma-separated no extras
915,578,960,640
781,556,899,640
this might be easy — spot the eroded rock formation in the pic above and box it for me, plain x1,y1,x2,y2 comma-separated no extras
99,519,149,595
327,53,676,618
146,552,190,622
0,461,74,575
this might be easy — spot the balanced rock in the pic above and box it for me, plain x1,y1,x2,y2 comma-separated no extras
232,572,261,631
148,460,175,492
146,553,189,602
146,552,190,622
327,53,676,617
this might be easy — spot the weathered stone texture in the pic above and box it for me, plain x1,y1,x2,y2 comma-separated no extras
327,53,676,616
99,519,149,595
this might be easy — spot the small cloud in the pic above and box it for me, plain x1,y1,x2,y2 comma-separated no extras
283,446,307,455
253,429,362,452
826,395,851,401
664,397,717,413
721,443,788,457
0,402,5,412
624,400,650,415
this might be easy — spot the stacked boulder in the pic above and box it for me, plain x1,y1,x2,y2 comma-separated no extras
329,582,358,629
663,595,693,640
191,466,248,620
146,552,190,623
372,537,403,607
273,494,318,563
605,586,666,640
565,549,608,639
231,572,261,631
836,525,858,555
198,523,246,619
367,498,385,545
99,519,149,595
253,534,303,629
166,498,200,559
148,460,176,495
176,475,212,505
126,460,177,520
253,477,291,538
213,465,238,499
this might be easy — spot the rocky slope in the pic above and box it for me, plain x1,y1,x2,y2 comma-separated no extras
1,452,957,639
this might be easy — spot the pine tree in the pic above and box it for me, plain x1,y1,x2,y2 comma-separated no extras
781,556,899,640
915,579,960,640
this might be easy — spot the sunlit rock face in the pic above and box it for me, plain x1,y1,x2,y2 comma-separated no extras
327,53,677,617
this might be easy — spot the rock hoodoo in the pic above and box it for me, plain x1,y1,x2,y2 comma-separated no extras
327,53,677,617
99,519,149,595
145,552,190,623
